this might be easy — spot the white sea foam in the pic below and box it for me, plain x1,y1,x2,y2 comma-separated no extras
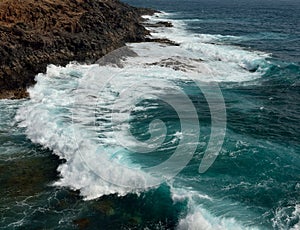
272,204,300,229
15,11,276,229
291,205,300,230
16,63,185,199
15,62,202,199
177,209,259,230
170,186,260,230
142,12,271,79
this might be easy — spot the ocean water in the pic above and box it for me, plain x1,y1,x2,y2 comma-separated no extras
1,0,299,229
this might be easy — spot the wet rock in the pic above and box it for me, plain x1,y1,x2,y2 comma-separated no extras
73,218,90,229
136,8,159,17
144,21,173,28
0,154,60,198
128,215,142,225
145,38,180,46
0,88,29,99
148,57,198,72
96,46,138,67
93,199,115,216
0,0,156,99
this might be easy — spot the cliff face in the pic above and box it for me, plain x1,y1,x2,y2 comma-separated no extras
0,0,155,99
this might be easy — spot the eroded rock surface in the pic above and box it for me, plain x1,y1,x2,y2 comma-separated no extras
0,0,155,99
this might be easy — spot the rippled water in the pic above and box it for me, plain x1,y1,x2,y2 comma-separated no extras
1,0,299,229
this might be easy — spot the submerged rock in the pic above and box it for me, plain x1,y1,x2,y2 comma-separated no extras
144,21,173,28
148,57,199,71
93,199,115,216
145,38,179,46
0,0,155,99
0,154,60,198
73,218,90,229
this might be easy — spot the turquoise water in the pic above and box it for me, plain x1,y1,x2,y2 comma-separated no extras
1,0,300,229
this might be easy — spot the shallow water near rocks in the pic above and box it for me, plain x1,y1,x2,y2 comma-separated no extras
1,0,300,229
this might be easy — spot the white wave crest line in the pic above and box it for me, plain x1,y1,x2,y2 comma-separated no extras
69,46,227,189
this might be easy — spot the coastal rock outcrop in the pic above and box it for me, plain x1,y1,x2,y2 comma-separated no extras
0,0,156,99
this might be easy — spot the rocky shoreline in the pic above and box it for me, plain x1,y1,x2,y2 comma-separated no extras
0,0,160,99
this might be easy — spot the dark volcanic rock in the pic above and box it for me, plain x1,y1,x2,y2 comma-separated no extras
96,46,138,67
148,57,198,72
145,38,179,46
73,218,90,229
136,7,159,18
0,0,155,99
144,21,173,28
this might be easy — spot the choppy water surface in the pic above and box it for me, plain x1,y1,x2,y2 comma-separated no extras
1,0,299,229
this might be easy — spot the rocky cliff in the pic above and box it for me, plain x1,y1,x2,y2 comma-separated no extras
0,0,155,99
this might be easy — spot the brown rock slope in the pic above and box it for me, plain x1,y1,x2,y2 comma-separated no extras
0,0,155,99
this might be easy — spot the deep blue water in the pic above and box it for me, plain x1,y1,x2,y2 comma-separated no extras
126,0,300,63
0,0,299,229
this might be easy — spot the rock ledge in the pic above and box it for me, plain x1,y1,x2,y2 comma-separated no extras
0,0,156,99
